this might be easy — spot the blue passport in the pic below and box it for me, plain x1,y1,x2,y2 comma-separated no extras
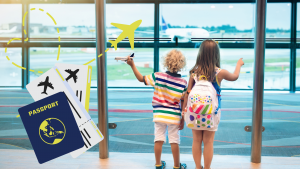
18,92,84,164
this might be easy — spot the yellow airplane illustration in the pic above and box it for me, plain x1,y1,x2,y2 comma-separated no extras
108,20,142,50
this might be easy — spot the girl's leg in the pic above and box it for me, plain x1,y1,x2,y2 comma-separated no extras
192,130,203,169
154,141,164,165
202,131,215,169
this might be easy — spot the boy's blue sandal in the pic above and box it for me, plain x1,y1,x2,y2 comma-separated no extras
155,161,166,169
173,163,187,169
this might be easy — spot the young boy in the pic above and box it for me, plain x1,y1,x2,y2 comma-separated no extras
126,49,187,169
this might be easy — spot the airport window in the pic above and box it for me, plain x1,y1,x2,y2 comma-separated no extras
0,4,22,42
29,4,96,41
159,48,255,89
0,48,22,87
159,3,255,43
106,4,154,42
264,49,290,90
266,3,291,43
107,48,154,87
29,48,97,86
1,0,300,162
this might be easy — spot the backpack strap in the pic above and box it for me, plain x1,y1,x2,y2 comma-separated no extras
192,73,208,82
215,68,222,86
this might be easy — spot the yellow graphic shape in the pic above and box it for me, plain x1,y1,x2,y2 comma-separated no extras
12,62,26,70
57,45,61,60
91,121,103,138
84,59,95,65
187,124,195,128
39,118,66,145
56,69,64,81
208,104,212,114
7,38,21,45
108,19,142,50
5,8,60,73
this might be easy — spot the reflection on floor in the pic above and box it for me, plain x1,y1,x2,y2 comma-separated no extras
0,89,300,156
0,149,299,169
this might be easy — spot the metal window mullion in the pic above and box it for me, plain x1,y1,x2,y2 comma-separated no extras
251,0,267,163
22,2,29,88
154,0,159,72
95,0,109,159
290,0,297,92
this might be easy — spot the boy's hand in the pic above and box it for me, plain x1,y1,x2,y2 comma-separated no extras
126,55,134,67
179,118,184,130
237,58,244,67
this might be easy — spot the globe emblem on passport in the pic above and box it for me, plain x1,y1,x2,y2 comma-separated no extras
39,118,66,145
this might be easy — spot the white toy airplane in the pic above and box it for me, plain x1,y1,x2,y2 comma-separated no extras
115,53,134,62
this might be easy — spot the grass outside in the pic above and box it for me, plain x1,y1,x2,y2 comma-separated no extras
32,64,153,81
30,50,86,55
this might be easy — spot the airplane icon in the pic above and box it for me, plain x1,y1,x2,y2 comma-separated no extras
108,20,142,50
37,76,54,95
65,69,79,83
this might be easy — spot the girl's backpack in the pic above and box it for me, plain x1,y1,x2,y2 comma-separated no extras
184,75,219,130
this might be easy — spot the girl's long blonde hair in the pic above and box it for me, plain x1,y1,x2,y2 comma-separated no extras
190,40,220,82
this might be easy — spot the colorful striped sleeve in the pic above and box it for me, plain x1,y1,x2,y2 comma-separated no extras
143,73,156,87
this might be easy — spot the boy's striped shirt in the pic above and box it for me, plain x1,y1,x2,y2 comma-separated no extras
144,71,187,125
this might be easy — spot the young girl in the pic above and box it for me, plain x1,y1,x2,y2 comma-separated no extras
180,40,244,169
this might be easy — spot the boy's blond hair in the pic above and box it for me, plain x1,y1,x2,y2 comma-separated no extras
162,49,186,73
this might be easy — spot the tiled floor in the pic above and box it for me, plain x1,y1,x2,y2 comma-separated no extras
0,149,299,169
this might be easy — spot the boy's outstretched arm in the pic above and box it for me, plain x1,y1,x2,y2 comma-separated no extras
126,56,143,82
219,58,244,81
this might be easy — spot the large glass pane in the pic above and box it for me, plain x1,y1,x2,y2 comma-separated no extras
159,48,289,90
0,48,22,86
159,48,255,89
29,48,154,87
29,48,97,86
106,4,154,43
266,3,291,43
0,89,33,150
0,4,22,41
160,4,255,42
107,48,154,87
265,49,290,90
29,4,95,41
296,49,300,90
262,92,300,156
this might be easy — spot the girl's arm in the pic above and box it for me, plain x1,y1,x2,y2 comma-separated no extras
182,76,195,112
179,76,195,130
126,56,143,82
219,58,244,82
